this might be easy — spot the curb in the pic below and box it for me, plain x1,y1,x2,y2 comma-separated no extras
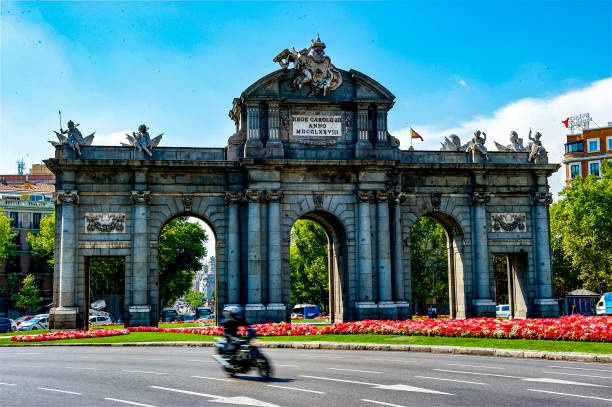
2,341,610,363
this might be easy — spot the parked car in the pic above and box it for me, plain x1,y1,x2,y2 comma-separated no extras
89,316,113,326
0,317,15,333
17,315,49,331
596,292,612,316
496,304,510,318
196,306,212,319
161,308,180,322
14,316,33,326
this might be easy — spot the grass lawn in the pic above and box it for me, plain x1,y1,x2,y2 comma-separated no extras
1,331,610,354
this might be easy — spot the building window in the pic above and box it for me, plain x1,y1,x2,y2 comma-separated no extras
32,213,42,229
589,160,601,176
588,139,600,152
565,141,584,154
9,212,19,228
607,136,612,151
570,164,581,179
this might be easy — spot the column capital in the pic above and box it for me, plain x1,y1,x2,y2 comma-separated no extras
356,190,375,203
392,191,405,204
472,185,490,205
225,191,245,204
375,190,391,202
53,190,79,205
532,191,553,205
131,190,151,204
266,190,283,202
245,189,265,202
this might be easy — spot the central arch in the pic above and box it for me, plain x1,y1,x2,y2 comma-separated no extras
282,210,349,323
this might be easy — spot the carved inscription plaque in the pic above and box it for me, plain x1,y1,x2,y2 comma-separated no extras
491,213,526,233
292,115,341,137
85,212,126,233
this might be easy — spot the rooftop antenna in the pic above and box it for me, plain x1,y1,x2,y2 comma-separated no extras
16,158,25,175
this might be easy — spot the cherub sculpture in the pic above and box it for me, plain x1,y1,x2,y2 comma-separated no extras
50,120,95,156
467,130,488,159
440,134,469,151
527,129,547,162
494,131,529,152
122,124,163,157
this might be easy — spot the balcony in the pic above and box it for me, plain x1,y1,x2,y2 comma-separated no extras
565,141,584,154
0,199,54,209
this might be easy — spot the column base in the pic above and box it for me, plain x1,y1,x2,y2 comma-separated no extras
126,305,152,327
394,301,412,320
265,140,284,158
354,140,373,159
355,301,378,320
472,299,496,317
244,139,264,158
534,298,559,318
49,306,81,331
245,303,266,324
377,301,398,320
266,303,286,323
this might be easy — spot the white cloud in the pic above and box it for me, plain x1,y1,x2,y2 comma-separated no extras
391,77,612,198
458,79,467,87
94,130,131,146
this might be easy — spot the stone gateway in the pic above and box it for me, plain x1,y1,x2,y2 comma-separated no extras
47,39,559,329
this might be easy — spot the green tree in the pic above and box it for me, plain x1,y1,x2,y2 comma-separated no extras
158,218,207,307
410,217,449,313
12,274,43,312
550,160,612,294
0,212,17,260
184,290,207,308
27,215,55,273
89,257,125,298
290,220,328,311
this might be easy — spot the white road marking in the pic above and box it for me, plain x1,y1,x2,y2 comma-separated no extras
273,364,300,368
548,366,612,373
0,383,16,386
11,352,46,355
38,387,82,395
150,386,281,407
367,358,415,363
543,370,612,379
414,375,487,385
191,375,232,381
328,367,381,374
300,375,451,394
104,398,156,407
363,400,406,407
521,377,608,387
188,359,215,363
122,370,167,375
528,389,612,402
433,369,524,379
446,363,504,370
65,366,98,370
130,358,169,361
267,384,324,394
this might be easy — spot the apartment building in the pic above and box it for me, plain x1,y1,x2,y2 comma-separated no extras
563,125,612,186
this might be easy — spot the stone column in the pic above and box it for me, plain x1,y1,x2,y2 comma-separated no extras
245,190,265,320
354,105,372,158
129,190,151,326
390,192,409,317
244,103,264,158
376,191,396,319
532,191,558,317
471,186,495,316
266,103,284,158
376,106,388,145
356,191,376,318
267,190,285,320
225,191,243,306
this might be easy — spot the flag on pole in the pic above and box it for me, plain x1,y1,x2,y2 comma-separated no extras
411,128,424,141
562,117,569,128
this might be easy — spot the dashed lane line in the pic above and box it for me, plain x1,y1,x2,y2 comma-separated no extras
0,383,16,386
446,363,505,370
273,364,300,368
543,371,612,380
414,375,487,385
328,367,381,374
190,375,232,381
187,359,215,363
527,389,612,402
433,369,524,379
434,369,606,387
122,370,168,375
38,387,82,395
104,398,156,407
548,366,612,373
300,375,452,395
362,399,406,407
267,384,325,394
65,366,99,370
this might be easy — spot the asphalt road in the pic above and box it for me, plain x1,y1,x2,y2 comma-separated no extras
0,346,610,407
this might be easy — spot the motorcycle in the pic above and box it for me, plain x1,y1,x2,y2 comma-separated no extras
213,328,273,380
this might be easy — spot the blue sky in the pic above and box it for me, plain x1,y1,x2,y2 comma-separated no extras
1,1,611,196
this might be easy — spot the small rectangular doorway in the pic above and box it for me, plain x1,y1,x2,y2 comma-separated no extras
84,257,126,330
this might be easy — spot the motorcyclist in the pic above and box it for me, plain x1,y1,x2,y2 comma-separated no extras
221,306,246,358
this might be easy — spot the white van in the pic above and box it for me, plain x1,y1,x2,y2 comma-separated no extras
595,292,612,316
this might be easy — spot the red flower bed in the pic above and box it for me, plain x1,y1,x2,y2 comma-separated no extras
128,326,224,335
11,329,130,342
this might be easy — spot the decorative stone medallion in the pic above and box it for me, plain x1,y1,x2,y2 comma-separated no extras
85,213,126,233
491,213,526,232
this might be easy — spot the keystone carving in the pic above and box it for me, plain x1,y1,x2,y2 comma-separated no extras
431,193,442,210
54,190,79,204
533,191,553,205
313,193,323,209
183,194,194,212
491,213,526,232
131,190,151,204
85,213,126,233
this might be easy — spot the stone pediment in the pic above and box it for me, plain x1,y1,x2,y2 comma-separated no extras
241,69,395,104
